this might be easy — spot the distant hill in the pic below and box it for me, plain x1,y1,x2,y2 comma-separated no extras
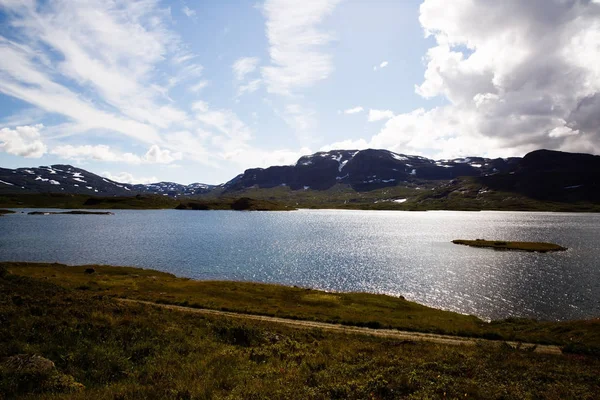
224,149,521,192
1,149,599,211
0,164,215,197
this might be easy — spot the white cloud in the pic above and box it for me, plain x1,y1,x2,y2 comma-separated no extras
102,171,157,185
0,124,47,158
0,1,203,147
182,6,196,18
232,57,260,81
261,0,342,95
343,106,364,114
373,61,389,71
189,80,209,93
50,144,182,165
338,0,600,158
368,109,395,122
237,79,262,97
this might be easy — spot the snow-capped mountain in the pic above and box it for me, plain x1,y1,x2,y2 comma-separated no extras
224,149,522,191
0,164,215,196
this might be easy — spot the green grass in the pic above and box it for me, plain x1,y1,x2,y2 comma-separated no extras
5,262,600,351
175,197,294,211
0,193,179,210
452,239,568,252
1,265,599,399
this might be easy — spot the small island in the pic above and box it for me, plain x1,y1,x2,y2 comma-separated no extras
28,211,114,215
0,209,15,216
452,239,567,252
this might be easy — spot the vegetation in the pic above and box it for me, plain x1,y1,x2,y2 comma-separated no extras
2,177,600,212
5,262,600,351
176,197,294,211
0,209,15,215
27,211,114,215
0,193,179,210
452,239,568,253
1,264,599,399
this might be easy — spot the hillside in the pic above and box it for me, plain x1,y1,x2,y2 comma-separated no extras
1,263,599,399
1,149,600,211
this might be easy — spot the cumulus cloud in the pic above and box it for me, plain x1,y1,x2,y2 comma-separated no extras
332,0,600,158
368,109,395,122
101,171,157,185
344,106,364,114
261,0,342,95
233,57,260,81
50,144,182,165
0,124,47,158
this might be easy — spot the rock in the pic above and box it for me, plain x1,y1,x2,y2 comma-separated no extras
84,268,96,274
1,354,85,394
2,354,55,374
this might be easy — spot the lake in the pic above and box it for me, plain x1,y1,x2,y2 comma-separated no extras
1,209,599,321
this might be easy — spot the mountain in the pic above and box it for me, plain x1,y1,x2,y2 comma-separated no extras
0,164,215,197
1,149,599,210
478,149,600,203
224,149,521,191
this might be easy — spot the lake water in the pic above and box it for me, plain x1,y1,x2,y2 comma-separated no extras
1,209,599,321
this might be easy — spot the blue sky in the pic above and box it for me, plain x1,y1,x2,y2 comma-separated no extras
1,0,599,184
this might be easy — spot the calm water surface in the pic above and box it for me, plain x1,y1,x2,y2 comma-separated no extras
1,209,599,321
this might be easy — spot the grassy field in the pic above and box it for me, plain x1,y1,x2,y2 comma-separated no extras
0,193,179,210
452,239,568,252
5,262,600,352
1,264,599,399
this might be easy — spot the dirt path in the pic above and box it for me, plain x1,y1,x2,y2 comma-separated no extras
118,298,563,355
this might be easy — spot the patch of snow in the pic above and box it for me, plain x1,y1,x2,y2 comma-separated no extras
339,159,349,172
470,163,482,168
442,165,453,168
393,198,407,203
382,179,396,183
102,178,109,183
391,152,408,161
336,174,349,180
564,185,583,189
49,180,60,185
94,189,98,192
35,176,49,182
0,180,14,186
23,169,34,174
124,187,131,191
405,164,413,167
410,169,416,176
86,186,93,190
73,177,86,183
72,172,83,178
303,186,310,190
74,184,79,187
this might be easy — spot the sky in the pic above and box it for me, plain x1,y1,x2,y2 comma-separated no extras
0,0,599,185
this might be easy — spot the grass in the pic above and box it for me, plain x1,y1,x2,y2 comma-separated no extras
452,239,568,252
175,197,294,211
5,262,600,351
1,264,599,399
0,193,179,210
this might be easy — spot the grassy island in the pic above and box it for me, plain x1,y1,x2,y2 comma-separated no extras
27,211,114,215
452,239,568,252
1,262,598,399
